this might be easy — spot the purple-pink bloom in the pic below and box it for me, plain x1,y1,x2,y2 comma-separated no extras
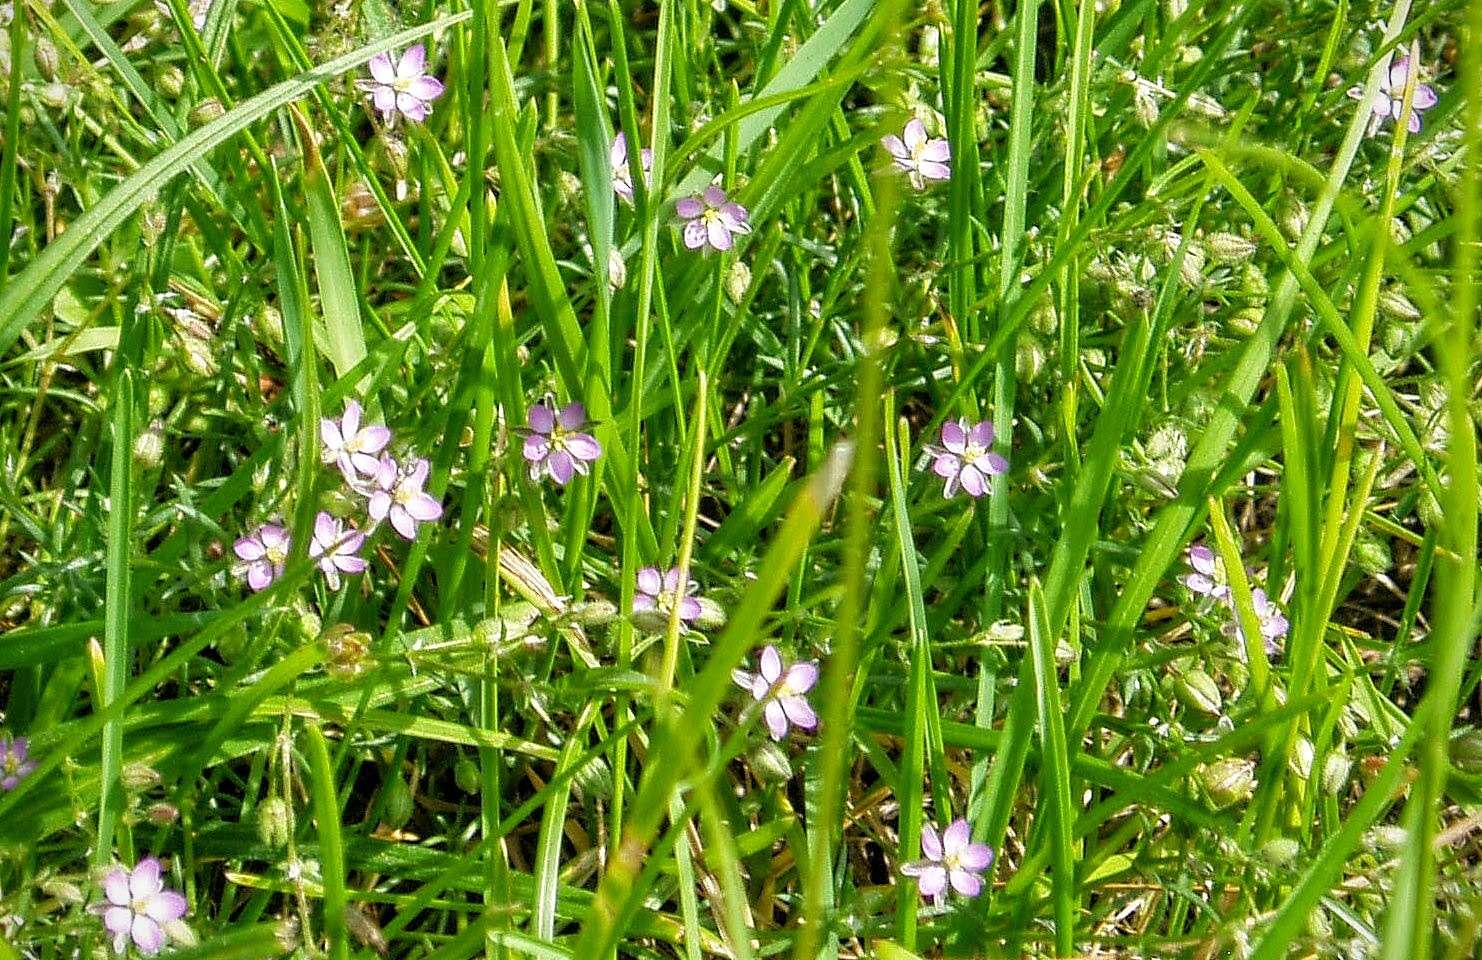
676,186,750,252
1182,544,1230,600
93,857,188,956
321,400,392,484
1235,587,1290,656
900,818,993,907
1347,54,1438,134
367,457,444,540
309,512,367,590
358,45,445,123
0,735,36,790
523,403,602,486
882,118,951,190
611,132,653,204
924,419,1009,499
233,523,290,592
732,645,819,740
634,566,702,623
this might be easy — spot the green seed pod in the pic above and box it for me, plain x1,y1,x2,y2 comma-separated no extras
1228,307,1264,336
1450,728,1482,774
381,777,413,830
1378,288,1421,321
1288,736,1314,780
570,599,618,628
189,97,225,126
157,66,186,99
689,597,727,632
1175,666,1223,716
1201,757,1256,807
121,762,161,792
607,248,627,292
1028,294,1057,335
33,37,59,80
1368,825,1408,853
1207,231,1257,263
133,421,165,470
39,878,85,906
37,81,71,109
1016,333,1047,383
257,797,292,849
454,758,481,794
163,918,198,948
572,756,613,801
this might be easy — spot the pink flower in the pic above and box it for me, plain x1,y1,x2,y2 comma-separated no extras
634,566,702,623
924,419,1009,499
1235,587,1290,656
611,132,653,204
676,186,750,252
358,45,445,123
523,403,602,486
321,400,392,484
732,645,819,740
900,818,993,906
1182,544,1230,600
309,512,367,589
1347,54,1439,134
367,457,444,540
233,523,290,592
93,858,188,956
0,735,36,790
882,119,951,190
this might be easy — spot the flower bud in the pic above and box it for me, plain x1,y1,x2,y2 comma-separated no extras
1278,198,1309,242
1201,757,1256,807
454,758,480,794
257,796,292,848
748,740,793,783
1377,288,1421,321
341,179,384,231
1450,728,1482,774
1028,295,1057,335
322,624,372,679
1206,231,1257,263
157,66,185,99
1228,307,1263,336
1367,825,1408,853
724,260,751,304
133,420,165,469
570,599,618,627
1016,333,1047,383
1175,666,1223,716
346,904,388,955
1259,837,1300,867
380,777,413,829
37,82,71,109
1288,736,1314,780
121,762,161,792
39,878,85,905
1322,751,1352,795
691,597,728,632
33,37,59,80
607,248,627,292
189,97,224,126
147,802,180,825
163,918,198,948
557,170,583,209
572,756,613,801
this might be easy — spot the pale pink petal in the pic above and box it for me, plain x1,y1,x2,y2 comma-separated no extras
959,463,988,497
702,185,728,207
785,661,818,693
528,404,556,434
145,890,187,923
707,219,733,251
633,594,656,612
732,668,758,691
557,402,586,430
880,134,908,159
368,491,392,522
662,568,682,591
780,695,817,729
921,822,943,861
391,509,418,540
675,197,704,219
983,452,1010,475
941,420,966,453
547,450,575,485
566,434,602,461
920,160,951,182
764,700,788,739
397,93,429,121
1413,84,1438,109
247,564,272,592
132,915,166,955
1188,544,1216,575
368,52,395,84
234,536,266,561
932,453,960,478
321,417,345,448
397,44,427,80
949,867,983,897
637,567,662,596
960,842,993,870
406,494,442,521
103,905,133,936
678,597,702,621
760,646,782,684
1387,55,1412,93
921,139,951,162
968,421,994,448
903,118,927,151
916,865,948,898
942,819,971,857
407,458,430,489
104,869,131,907
408,76,444,102
681,220,707,249
611,132,628,167
129,859,163,900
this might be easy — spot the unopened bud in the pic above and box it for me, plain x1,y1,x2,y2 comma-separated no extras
37,82,70,109
749,740,793,783
1289,736,1314,780
1175,666,1223,716
134,421,165,469
1206,232,1257,263
189,98,224,126
1259,837,1300,867
158,66,185,99
257,796,291,848
724,260,751,304
121,762,161,792
607,248,626,292
1201,757,1256,807
1322,751,1352,794
691,597,728,632
380,777,413,829
33,37,59,80
1279,198,1309,242
572,756,613,801
146,802,180,825
454,758,480,794
1377,288,1421,321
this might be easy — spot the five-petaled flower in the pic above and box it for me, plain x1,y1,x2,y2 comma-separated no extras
523,403,603,486
234,523,291,593
1234,587,1290,656
634,566,702,623
900,819,994,906
322,400,392,484
732,646,819,740
309,512,367,590
611,132,653,204
677,186,750,253
0,734,36,790
924,419,1009,499
882,118,951,190
94,857,188,956
1182,544,1230,600
359,45,445,123
1348,54,1438,135
367,457,444,540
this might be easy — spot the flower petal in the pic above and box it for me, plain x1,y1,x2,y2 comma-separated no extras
983,452,1010,475
233,536,266,561
968,420,994,448
131,915,166,955
528,404,556,434
920,160,951,181
931,453,960,478
547,450,575,485
760,646,782,684
678,597,702,621
921,139,951,162
915,865,948,898
949,867,983,897
391,509,418,540
103,904,133,936
610,132,628,166
1413,83,1438,110
784,661,819,693
675,197,704,219
559,402,587,430
368,52,395,84
707,218,733,251
880,134,908,159
903,118,927,151
566,433,602,461
780,695,817,729
145,890,188,923
130,858,163,900
920,822,943,861
764,700,788,739
682,220,709,250
637,567,663,596
407,76,444,102
246,563,272,592
941,420,967,453
104,868,131,906
397,44,427,80
959,842,994,870
958,463,988,497
702,185,728,207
